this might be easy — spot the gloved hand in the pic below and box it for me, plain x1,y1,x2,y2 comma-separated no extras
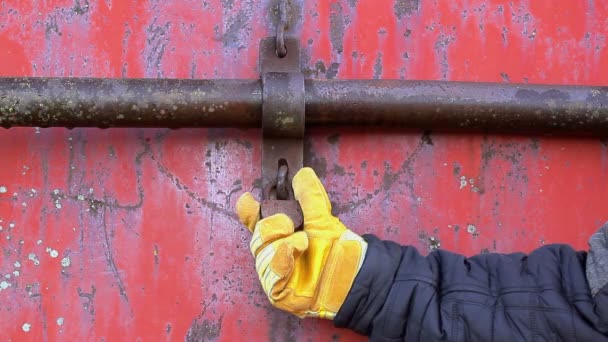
236,167,368,319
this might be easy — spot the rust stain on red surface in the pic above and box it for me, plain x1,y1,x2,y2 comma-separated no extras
1,0,608,341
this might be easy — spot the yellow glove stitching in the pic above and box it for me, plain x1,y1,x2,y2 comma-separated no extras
320,242,343,314
255,245,275,274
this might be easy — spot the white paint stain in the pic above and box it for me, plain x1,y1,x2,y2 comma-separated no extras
0,281,11,291
14,261,21,268
0,186,7,194
61,257,71,268
22,323,31,332
28,253,40,266
46,247,59,258
467,224,477,234
36,239,42,245
459,176,467,189
56,317,64,326
13,271,19,277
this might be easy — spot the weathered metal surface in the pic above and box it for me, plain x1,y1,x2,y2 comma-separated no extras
1,0,608,341
261,163,304,229
274,0,290,58
261,199,304,230
260,37,305,237
2,78,608,135
306,80,608,135
0,77,262,128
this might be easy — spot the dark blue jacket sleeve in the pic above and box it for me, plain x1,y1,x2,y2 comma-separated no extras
334,234,608,342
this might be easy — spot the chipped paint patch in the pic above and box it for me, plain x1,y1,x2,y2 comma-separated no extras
459,176,468,189
46,247,59,258
0,186,7,193
22,323,31,332
53,189,64,208
61,256,71,267
329,2,345,54
0,281,10,290
428,237,441,250
373,52,383,79
28,253,40,266
467,224,477,234
56,317,64,326
394,0,420,19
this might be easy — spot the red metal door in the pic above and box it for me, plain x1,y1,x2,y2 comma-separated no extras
1,0,607,341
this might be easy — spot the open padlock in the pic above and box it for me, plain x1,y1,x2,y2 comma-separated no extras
260,160,304,229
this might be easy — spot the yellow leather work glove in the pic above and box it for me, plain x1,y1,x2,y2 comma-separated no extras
236,167,368,319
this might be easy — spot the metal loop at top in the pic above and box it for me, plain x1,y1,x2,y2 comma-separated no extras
276,28,287,58
275,0,289,58
264,162,292,200
275,163,289,200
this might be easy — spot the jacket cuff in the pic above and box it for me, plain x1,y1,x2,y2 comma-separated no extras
334,234,403,335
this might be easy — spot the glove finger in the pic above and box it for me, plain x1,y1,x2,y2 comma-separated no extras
259,231,309,299
292,167,333,224
236,192,260,233
250,213,295,256
269,231,308,277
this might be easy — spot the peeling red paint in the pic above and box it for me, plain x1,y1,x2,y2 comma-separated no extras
1,0,608,341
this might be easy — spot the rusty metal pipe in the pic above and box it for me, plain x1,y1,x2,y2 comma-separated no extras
305,80,608,135
1,77,607,135
0,78,262,128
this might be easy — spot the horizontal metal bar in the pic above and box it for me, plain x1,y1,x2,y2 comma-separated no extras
305,80,608,135
1,77,607,135
0,78,261,128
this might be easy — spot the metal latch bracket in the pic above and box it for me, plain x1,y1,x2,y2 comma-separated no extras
259,37,305,229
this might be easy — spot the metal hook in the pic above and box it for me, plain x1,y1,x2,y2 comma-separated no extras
275,0,289,58
264,161,291,200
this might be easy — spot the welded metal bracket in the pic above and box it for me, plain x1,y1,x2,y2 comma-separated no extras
259,37,304,229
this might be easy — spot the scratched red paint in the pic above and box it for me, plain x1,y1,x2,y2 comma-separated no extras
0,0,607,341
